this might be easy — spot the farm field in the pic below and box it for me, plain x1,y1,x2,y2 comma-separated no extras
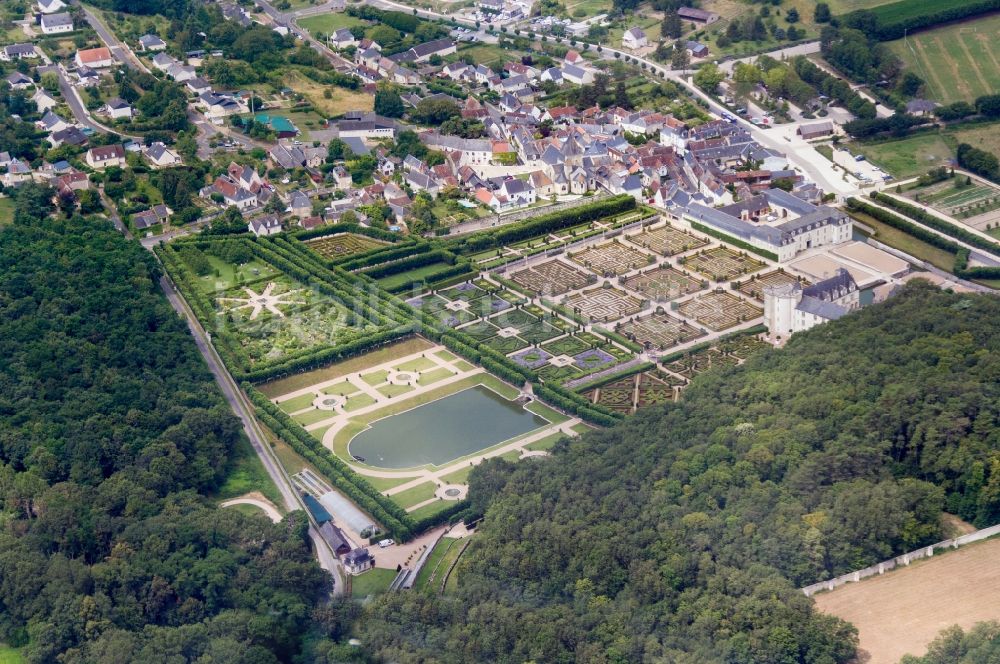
889,13,1000,105
815,537,1000,664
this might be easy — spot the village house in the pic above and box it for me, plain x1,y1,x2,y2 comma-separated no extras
287,190,312,218
85,144,127,170
678,6,720,24
249,214,282,237
6,72,33,90
143,142,182,168
343,548,375,575
622,27,648,50
37,0,67,13
73,46,115,69
2,43,38,61
32,88,57,113
203,176,258,209
40,12,74,34
137,34,167,51
103,97,133,120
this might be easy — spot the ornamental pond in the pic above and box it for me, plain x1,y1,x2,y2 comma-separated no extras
348,385,547,469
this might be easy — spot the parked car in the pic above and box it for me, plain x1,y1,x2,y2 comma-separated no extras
378,538,395,548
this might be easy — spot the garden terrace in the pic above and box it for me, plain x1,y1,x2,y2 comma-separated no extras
510,259,595,296
563,286,645,323
626,222,709,256
157,236,408,382
736,270,808,301
622,265,705,302
676,291,763,331
681,246,767,281
569,240,654,277
617,311,705,351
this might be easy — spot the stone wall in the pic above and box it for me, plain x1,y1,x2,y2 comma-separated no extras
801,523,1000,597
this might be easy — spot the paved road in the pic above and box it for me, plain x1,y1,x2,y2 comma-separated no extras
221,497,284,522
38,64,131,137
156,271,345,593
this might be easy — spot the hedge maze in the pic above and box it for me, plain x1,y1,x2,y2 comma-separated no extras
737,270,806,301
618,311,705,350
570,240,653,276
584,369,687,415
682,246,766,281
510,259,594,295
627,223,708,256
564,286,645,322
677,291,763,331
622,265,704,301
306,233,388,260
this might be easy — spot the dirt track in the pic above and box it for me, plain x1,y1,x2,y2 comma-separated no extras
814,537,1000,663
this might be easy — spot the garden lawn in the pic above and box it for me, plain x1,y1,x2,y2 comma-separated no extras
0,198,13,226
390,481,438,509
298,13,368,37
413,537,460,590
212,436,284,508
351,567,397,598
278,392,316,413
848,210,956,272
0,645,23,664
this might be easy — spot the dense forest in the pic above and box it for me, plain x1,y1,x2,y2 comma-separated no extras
0,207,355,662
359,282,1000,663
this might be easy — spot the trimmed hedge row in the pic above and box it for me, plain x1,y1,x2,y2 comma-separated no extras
292,222,400,244
870,192,1000,258
383,263,476,295
361,249,457,279
656,324,768,365
448,196,638,254
846,199,1000,279
340,241,432,272
593,326,645,354
569,361,656,392
688,221,779,262
849,0,1000,41
533,383,622,427
244,384,414,541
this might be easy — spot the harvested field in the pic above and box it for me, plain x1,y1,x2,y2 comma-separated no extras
815,537,1000,664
